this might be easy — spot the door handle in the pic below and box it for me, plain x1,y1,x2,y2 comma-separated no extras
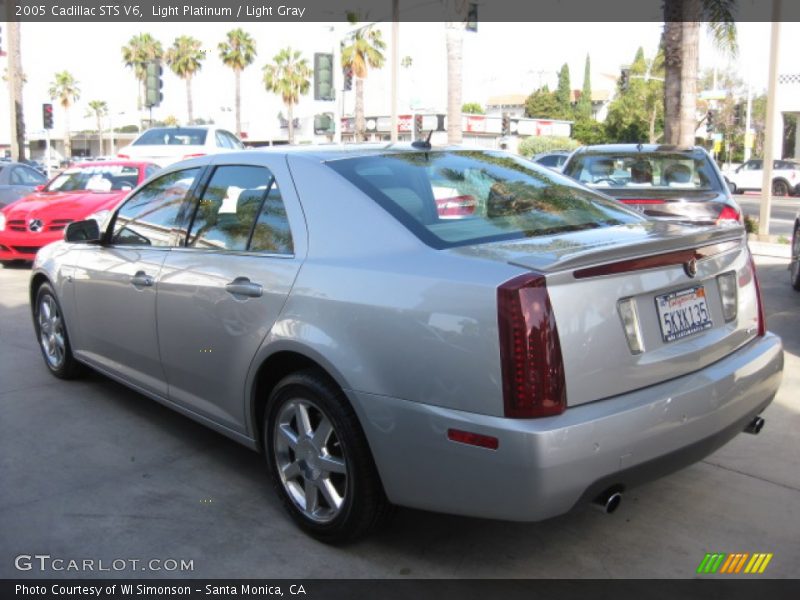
130,271,155,287
225,277,263,298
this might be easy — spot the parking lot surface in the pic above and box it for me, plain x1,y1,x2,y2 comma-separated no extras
1,249,798,579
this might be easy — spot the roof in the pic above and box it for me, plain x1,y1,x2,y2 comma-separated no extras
486,94,528,107
574,144,704,155
570,89,612,103
241,143,480,162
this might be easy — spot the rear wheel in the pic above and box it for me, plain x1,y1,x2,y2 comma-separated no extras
264,370,390,543
791,223,800,291
33,282,84,379
772,179,789,197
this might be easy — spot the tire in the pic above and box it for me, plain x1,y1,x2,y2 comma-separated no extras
264,369,391,543
791,223,800,291
33,282,84,379
772,179,789,197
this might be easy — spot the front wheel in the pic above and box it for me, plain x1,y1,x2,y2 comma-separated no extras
33,282,84,379
264,370,391,543
791,223,800,291
772,179,789,197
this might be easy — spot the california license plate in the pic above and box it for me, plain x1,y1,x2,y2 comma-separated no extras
656,286,713,343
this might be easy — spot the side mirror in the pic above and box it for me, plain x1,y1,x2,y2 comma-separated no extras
65,219,101,243
35,184,45,192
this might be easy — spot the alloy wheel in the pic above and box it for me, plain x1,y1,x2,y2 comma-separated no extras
38,294,65,369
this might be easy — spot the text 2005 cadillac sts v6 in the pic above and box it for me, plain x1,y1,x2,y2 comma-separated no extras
30,146,783,542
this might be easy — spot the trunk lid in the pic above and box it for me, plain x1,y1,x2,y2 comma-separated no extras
452,221,759,407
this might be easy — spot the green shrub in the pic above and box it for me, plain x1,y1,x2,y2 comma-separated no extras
517,135,580,157
744,215,758,234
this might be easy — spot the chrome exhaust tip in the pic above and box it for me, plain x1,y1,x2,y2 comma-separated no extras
593,489,623,514
744,416,765,435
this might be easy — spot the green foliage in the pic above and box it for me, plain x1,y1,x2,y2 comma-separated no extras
556,63,572,119
462,102,484,114
218,29,257,72
604,47,664,143
525,86,562,119
517,135,580,158
166,36,204,80
572,116,606,145
49,71,80,109
743,215,758,234
576,54,592,119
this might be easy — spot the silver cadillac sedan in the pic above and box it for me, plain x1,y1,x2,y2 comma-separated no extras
30,146,783,542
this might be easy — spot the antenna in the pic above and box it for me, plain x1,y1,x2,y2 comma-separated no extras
411,129,433,150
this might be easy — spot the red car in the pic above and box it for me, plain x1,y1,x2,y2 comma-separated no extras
0,161,159,265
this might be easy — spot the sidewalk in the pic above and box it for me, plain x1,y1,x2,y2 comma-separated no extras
748,239,792,259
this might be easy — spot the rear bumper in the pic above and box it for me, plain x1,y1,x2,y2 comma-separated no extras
349,333,783,522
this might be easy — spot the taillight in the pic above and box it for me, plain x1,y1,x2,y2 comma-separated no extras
717,205,742,224
497,272,566,418
183,153,206,160
748,252,767,336
117,153,130,159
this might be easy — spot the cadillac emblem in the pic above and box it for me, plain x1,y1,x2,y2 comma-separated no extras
685,258,698,278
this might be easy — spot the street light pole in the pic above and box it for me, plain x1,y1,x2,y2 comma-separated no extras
759,4,781,240
390,1,399,143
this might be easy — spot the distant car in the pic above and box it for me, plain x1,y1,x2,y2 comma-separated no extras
791,209,800,290
726,159,800,196
0,161,158,265
29,146,782,542
0,162,49,209
531,150,571,171
118,126,244,167
563,144,742,224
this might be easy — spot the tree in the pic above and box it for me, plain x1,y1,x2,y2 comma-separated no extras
218,28,257,137
6,22,25,161
524,86,561,119
166,35,205,124
461,102,484,114
86,100,108,155
121,33,163,112
341,15,386,142
555,63,572,119
662,0,737,146
263,47,312,144
576,54,593,119
605,48,664,143
49,71,80,158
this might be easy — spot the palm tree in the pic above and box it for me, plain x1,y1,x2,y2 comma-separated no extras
165,35,205,124
663,0,737,145
263,47,312,144
49,71,80,158
340,15,386,142
121,33,164,112
218,29,257,137
6,22,26,161
86,100,109,155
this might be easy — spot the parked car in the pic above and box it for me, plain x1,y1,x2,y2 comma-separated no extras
30,147,783,542
562,144,742,224
0,161,158,265
791,209,800,290
531,150,571,171
117,125,244,167
726,159,800,196
0,162,49,209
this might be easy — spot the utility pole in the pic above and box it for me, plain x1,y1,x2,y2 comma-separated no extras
390,1,399,143
759,2,781,240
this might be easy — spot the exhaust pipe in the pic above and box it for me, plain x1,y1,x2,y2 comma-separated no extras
592,488,623,514
744,416,765,435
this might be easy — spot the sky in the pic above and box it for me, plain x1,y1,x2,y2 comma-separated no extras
2,20,798,142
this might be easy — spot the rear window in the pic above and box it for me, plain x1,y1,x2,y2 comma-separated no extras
564,151,722,192
133,128,208,146
327,151,642,249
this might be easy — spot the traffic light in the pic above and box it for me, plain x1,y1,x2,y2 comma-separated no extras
620,68,630,91
465,3,478,32
501,113,510,136
314,53,334,101
42,103,54,129
145,60,164,108
706,110,715,134
414,114,423,139
343,65,353,92
733,103,744,126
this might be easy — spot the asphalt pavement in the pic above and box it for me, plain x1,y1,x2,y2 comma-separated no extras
735,194,797,238
0,250,798,579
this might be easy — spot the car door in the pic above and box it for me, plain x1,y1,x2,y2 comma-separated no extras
155,155,306,432
71,166,203,397
738,160,762,189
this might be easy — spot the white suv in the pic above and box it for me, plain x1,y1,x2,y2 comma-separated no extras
118,126,244,168
726,159,800,196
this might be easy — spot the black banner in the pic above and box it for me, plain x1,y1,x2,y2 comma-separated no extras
0,0,798,23
3,579,800,600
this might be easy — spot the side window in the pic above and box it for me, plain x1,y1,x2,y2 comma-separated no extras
145,165,161,179
12,167,45,185
186,165,292,254
111,168,201,247
215,131,230,149
224,131,244,149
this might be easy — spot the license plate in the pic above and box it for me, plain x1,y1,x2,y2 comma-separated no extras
655,286,713,343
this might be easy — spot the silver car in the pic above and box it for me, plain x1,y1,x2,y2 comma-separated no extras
30,146,783,542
